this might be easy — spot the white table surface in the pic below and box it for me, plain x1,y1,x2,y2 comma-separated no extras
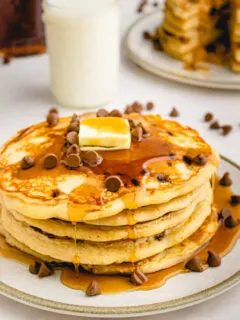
0,0,239,319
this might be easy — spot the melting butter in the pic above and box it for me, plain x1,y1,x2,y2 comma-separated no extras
79,117,131,151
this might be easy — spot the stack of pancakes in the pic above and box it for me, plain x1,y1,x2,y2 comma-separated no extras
158,0,240,71
0,113,219,275
231,0,240,71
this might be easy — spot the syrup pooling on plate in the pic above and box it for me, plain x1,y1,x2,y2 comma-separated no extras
0,179,239,294
0,235,35,266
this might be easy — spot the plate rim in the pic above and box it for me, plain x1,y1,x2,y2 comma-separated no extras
0,155,239,317
124,11,240,90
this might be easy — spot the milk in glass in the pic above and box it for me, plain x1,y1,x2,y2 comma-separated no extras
43,0,120,108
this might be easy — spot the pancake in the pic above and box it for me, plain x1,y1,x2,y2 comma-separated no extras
0,109,220,281
85,182,209,226
7,182,211,242
1,208,218,274
83,209,219,274
2,198,212,265
157,0,240,72
0,113,218,222
231,1,240,71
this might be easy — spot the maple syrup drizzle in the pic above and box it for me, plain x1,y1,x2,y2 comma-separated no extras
62,178,240,293
72,223,80,272
127,211,136,226
0,178,239,294
0,115,217,219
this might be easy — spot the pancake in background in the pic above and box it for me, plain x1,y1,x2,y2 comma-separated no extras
157,0,240,71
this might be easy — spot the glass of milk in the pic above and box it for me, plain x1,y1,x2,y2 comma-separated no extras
43,0,120,109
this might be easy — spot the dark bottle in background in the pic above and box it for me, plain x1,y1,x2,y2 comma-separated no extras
0,0,45,61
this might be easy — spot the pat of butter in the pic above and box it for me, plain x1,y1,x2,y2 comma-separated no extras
79,117,131,151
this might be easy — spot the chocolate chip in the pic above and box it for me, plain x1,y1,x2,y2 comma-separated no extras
109,109,123,117
207,251,221,267
143,31,151,40
155,232,165,240
131,126,143,142
68,120,80,132
97,109,108,117
193,154,207,166
125,102,143,114
137,0,147,13
128,119,137,129
210,121,220,129
51,261,74,269
230,195,240,206
125,105,134,114
136,122,149,136
152,38,162,51
153,1,158,7
131,102,143,113
157,173,167,182
66,154,81,169
52,189,60,198
49,107,59,115
131,179,139,186
219,172,232,186
21,156,35,170
204,113,213,122
29,261,41,275
82,151,103,167
66,131,78,145
130,268,148,285
140,168,148,175
71,113,79,121
185,256,203,272
38,262,53,278
86,280,101,297
43,154,58,169
46,112,59,127
66,144,80,155
169,107,179,117
146,101,154,110
225,216,240,229
169,152,175,160
222,125,232,136
3,55,12,65
183,155,193,165
218,207,231,223
105,175,123,192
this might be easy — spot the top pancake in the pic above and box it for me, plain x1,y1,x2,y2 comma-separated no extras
0,113,219,222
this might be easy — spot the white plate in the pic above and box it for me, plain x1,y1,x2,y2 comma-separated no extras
0,156,239,318
125,11,240,90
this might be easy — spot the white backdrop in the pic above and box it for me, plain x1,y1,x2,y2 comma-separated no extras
0,0,239,319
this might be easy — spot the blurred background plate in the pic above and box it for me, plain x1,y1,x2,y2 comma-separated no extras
125,11,240,90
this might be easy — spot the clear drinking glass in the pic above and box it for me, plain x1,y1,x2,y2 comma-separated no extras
43,0,120,109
